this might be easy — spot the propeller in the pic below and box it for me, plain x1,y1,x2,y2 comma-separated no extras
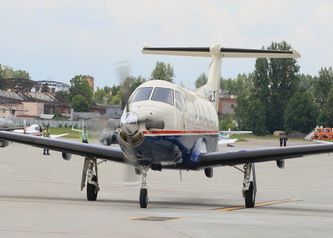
114,61,140,186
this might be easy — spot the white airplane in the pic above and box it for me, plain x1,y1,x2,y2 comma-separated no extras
218,129,253,145
2,44,333,209
13,124,68,139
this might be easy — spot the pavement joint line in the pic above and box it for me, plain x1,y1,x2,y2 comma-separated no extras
213,198,302,211
128,216,181,222
0,198,212,211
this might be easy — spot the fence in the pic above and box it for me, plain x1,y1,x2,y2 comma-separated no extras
12,119,98,128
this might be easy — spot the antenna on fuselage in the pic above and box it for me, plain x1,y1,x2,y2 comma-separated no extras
142,44,301,111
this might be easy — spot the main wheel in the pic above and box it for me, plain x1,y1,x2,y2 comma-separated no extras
139,188,148,208
245,181,255,208
87,175,98,201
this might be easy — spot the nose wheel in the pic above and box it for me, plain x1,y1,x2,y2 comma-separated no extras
140,187,148,208
139,165,149,208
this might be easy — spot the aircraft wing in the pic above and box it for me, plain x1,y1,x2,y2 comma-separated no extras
312,140,333,144
0,131,125,163
50,133,69,139
198,144,333,167
218,139,237,145
0,127,24,131
220,131,253,135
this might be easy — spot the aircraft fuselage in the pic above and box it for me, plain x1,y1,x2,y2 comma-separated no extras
119,80,219,170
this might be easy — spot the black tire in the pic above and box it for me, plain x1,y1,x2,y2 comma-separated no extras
87,175,98,201
245,181,255,208
139,188,148,208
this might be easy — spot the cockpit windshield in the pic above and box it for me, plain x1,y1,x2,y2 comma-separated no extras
129,87,153,103
151,87,174,105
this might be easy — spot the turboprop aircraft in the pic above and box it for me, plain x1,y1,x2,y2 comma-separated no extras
2,44,333,209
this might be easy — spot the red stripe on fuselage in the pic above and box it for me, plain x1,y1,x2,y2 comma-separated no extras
142,130,218,135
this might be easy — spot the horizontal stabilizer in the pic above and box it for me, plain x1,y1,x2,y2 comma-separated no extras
142,45,301,58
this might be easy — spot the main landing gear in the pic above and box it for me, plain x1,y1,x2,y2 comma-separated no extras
241,163,257,208
81,157,101,201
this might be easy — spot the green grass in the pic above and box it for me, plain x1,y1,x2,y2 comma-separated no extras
49,127,81,139
230,134,307,142
49,127,101,139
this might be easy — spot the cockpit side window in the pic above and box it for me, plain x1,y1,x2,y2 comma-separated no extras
151,87,174,105
129,87,153,103
175,91,182,111
175,90,187,111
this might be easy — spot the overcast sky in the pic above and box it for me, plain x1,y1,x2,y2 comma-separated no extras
1,0,332,89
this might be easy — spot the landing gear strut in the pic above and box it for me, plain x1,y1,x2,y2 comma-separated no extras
242,163,257,208
139,165,149,208
81,157,100,201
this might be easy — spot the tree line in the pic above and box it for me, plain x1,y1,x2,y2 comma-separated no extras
0,62,174,113
2,42,332,135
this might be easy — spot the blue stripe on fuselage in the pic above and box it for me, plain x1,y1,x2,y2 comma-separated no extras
121,133,218,170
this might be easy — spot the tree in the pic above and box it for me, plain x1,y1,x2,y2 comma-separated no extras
220,77,237,94
234,74,254,129
236,98,267,135
0,64,31,90
93,87,111,104
298,74,315,93
233,73,253,97
317,86,333,127
69,75,93,102
0,64,30,80
195,73,207,88
119,76,146,107
312,67,333,106
252,41,300,133
247,99,267,135
55,90,71,105
71,95,89,112
219,114,237,131
151,61,174,82
284,92,317,133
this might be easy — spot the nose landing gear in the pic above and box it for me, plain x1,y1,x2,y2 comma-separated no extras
139,165,149,208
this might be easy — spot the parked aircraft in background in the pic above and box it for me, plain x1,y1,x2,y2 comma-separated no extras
2,44,333,210
13,123,68,139
218,129,253,146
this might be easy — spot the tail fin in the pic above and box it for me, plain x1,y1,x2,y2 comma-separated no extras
142,44,300,111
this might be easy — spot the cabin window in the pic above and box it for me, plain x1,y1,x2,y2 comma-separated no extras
129,87,153,103
151,87,174,105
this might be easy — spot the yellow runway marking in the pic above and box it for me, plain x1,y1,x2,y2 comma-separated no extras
236,210,333,218
214,198,302,211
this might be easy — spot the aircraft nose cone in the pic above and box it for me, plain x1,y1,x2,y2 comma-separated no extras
120,112,139,136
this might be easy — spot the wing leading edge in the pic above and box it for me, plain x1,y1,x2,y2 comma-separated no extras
199,143,333,167
0,131,125,163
